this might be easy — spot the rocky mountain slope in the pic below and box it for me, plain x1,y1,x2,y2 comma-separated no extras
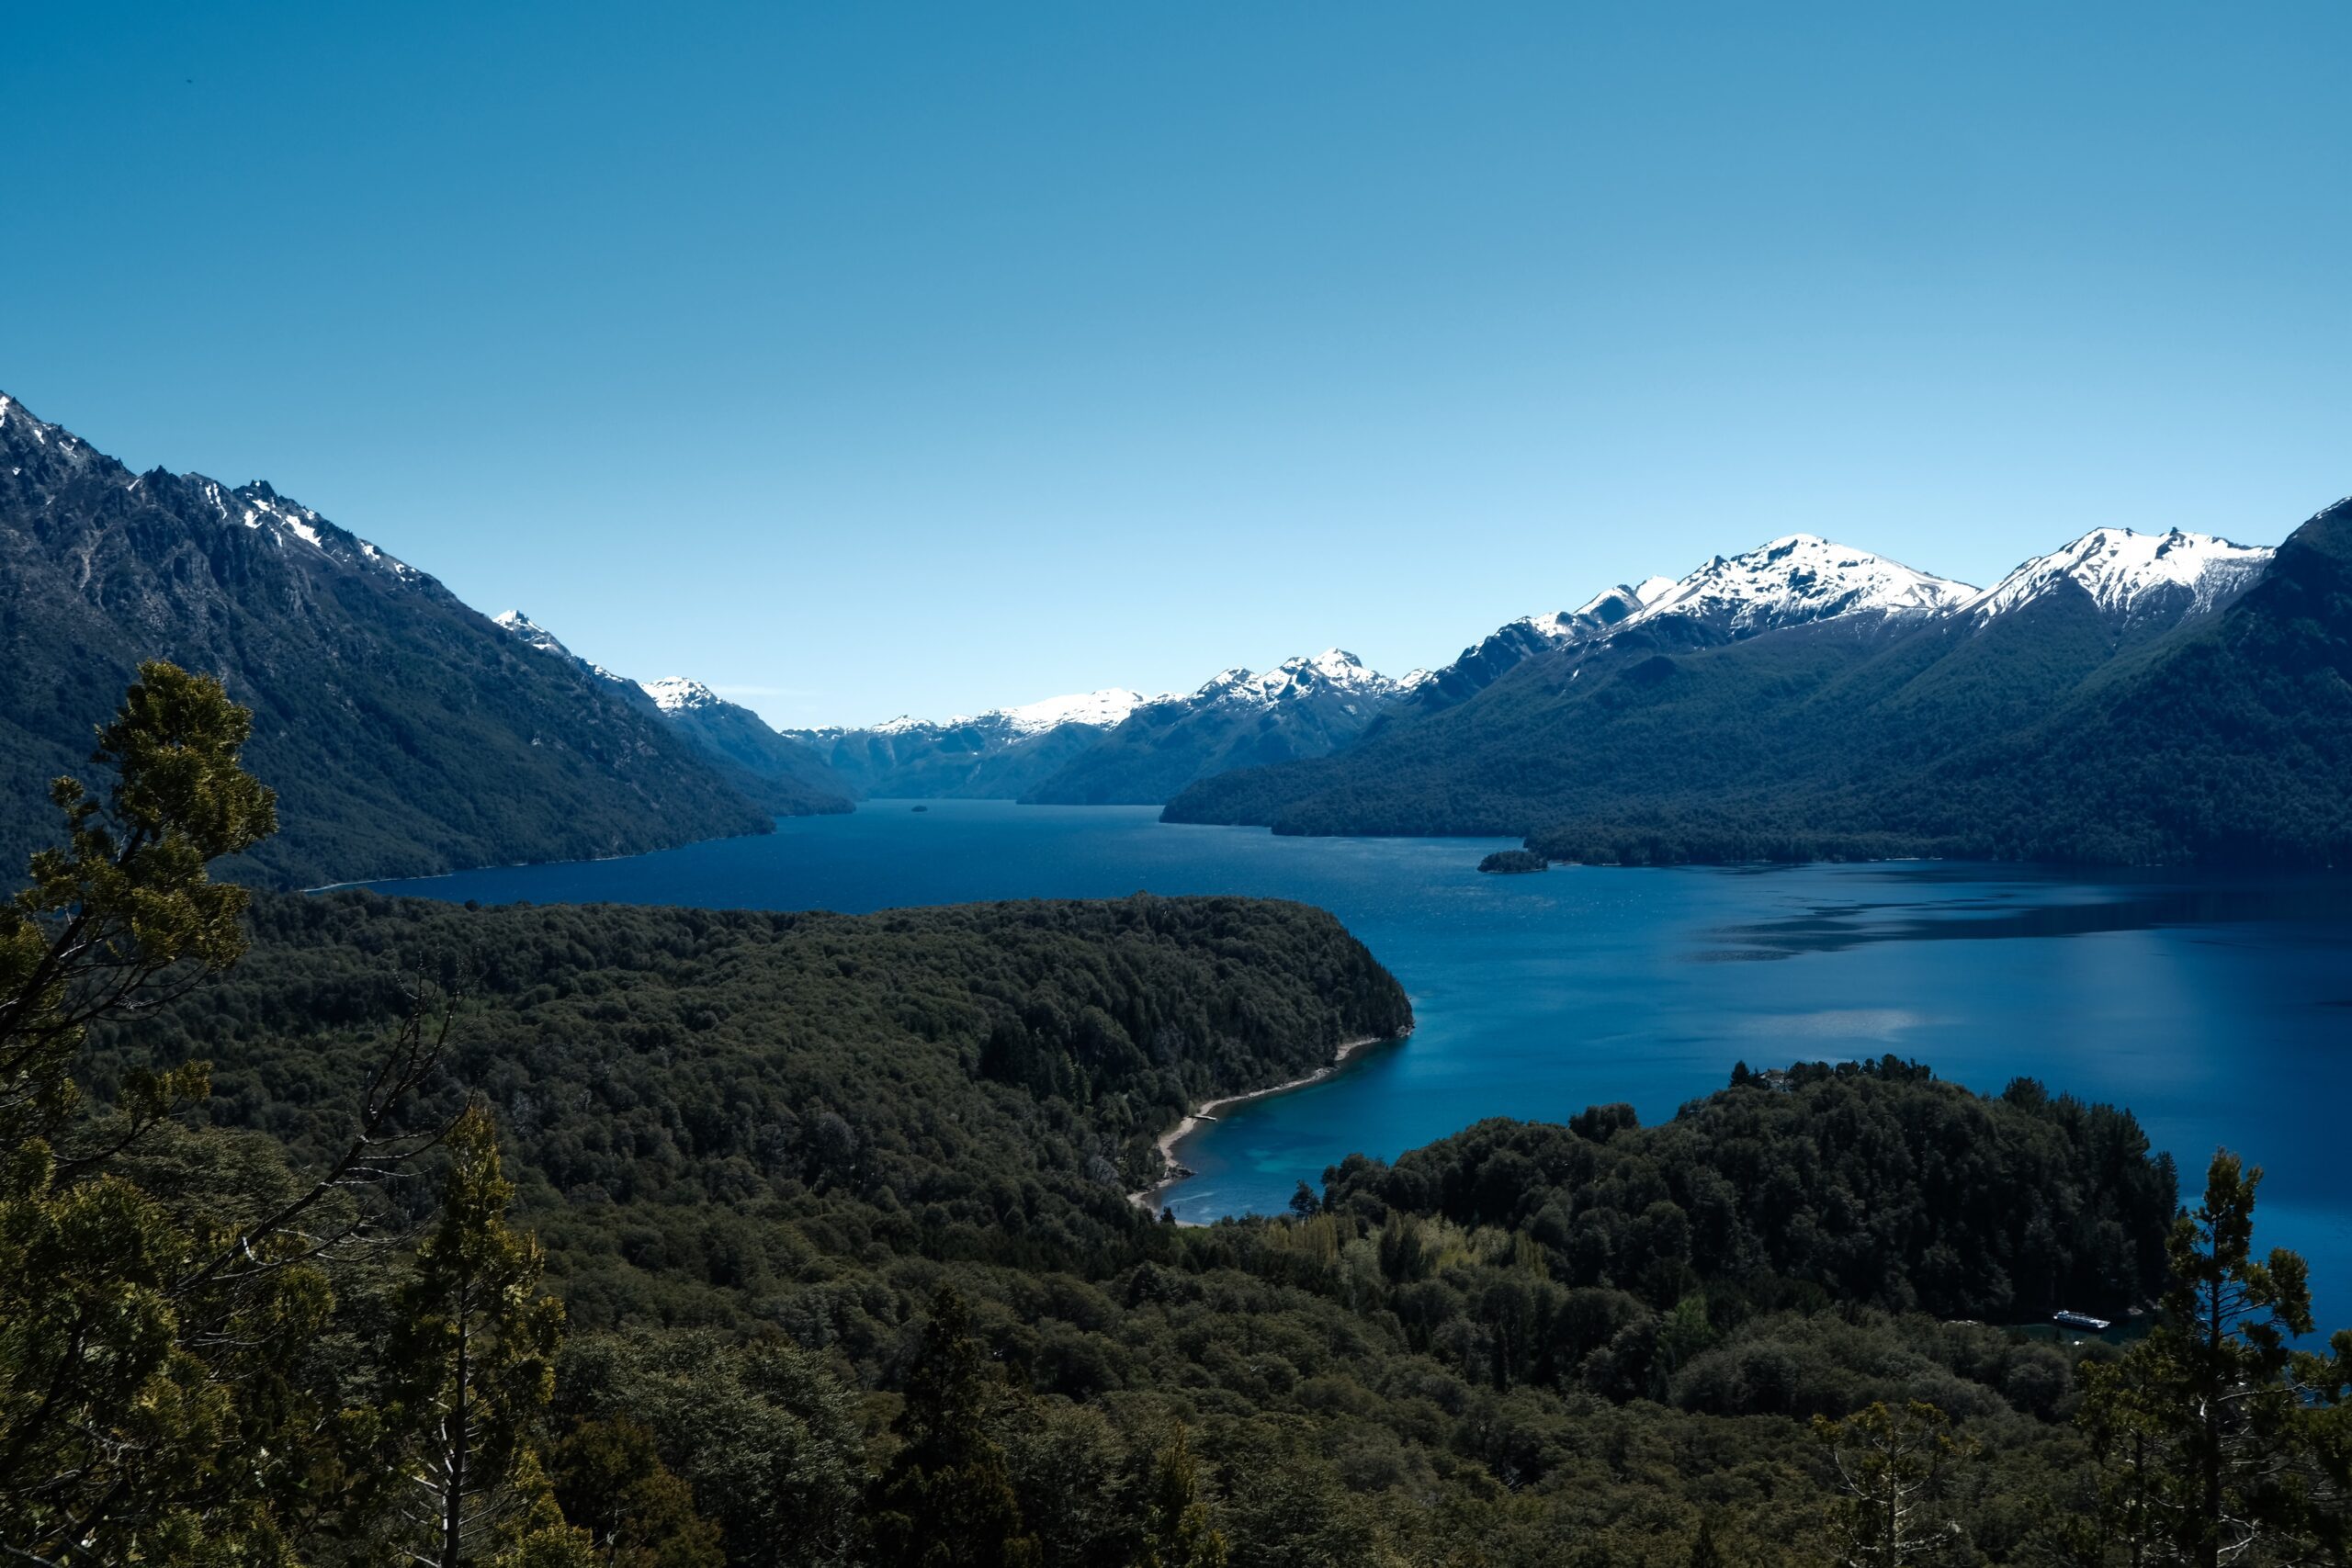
0,393,776,886
492,615,851,816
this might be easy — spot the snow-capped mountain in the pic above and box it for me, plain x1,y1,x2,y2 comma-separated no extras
1405,539,1963,720
1185,649,1422,710
3,394,424,585
493,611,656,710
1022,649,1427,805
991,687,1158,734
0,391,776,885
640,675,724,713
1959,527,2273,629
1624,535,1975,638
846,687,1159,742
1409,578,1679,712
787,686,1161,800
1163,508,2328,858
800,651,1429,805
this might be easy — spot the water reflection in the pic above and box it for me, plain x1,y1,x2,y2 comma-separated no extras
1709,874,2352,960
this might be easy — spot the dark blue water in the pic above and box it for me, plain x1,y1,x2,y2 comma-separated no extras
368,801,2352,1328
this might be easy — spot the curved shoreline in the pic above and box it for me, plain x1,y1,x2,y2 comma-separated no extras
1128,1029,1408,1218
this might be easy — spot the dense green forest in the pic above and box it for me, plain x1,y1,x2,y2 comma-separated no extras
1168,502,2352,870
9,666,2352,1565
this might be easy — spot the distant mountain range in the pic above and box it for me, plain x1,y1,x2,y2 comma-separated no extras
0,394,815,886
3,389,2339,878
1167,515,2348,867
784,688,1159,799
790,649,1430,805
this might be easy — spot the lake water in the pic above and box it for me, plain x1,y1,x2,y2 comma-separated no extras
368,801,2352,1328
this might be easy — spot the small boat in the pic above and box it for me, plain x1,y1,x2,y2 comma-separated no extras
2052,1309,2112,1331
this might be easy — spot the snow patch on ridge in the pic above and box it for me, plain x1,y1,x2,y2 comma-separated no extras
852,686,1163,738
1626,535,1974,635
640,676,721,713
1959,527,2272,622
1200,649,1414,707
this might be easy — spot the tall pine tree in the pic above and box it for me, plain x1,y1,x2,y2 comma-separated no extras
2078,1152,2314,1567
868,1287,1041,1568
376,1104,586,1568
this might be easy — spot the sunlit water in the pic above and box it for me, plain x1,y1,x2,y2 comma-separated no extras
368,801,2352,1328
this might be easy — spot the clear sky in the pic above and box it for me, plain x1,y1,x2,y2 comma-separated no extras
9,3,2349,727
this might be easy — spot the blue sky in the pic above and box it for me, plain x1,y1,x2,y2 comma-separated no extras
10,3,2348,727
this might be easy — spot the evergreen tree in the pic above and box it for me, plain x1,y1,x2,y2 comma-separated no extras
1137,1425,1228,1568
2077,1152,2314,1567
0,662,312,1563
376,1105,581,1568
868,1288,1041,1568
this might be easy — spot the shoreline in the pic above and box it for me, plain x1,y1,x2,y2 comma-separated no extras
1127,1029,1408,1218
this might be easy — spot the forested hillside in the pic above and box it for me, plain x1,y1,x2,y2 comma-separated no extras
107,889,1411,1318
17,665,2352,1567
81,885,2225,1565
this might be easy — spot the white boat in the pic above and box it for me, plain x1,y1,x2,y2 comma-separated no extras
2052,1309,2112,1331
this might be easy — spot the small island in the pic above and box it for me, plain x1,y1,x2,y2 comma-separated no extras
1477,848,1547,874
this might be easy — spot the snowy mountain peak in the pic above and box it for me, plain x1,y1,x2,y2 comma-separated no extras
1295,648,1382,685
1960,526,2273,623
492,609,642,693
0,392,104,479
2,393,416,579
993,688,1151,735
1179,651,1410,708
1193,667,1258,699
493,610,572,660
852,686,1160,737
1239,649,1408,705
640,676,721,713
1628,536,1974,636
1511,576,1693,649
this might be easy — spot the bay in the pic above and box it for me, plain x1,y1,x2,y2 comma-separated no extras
368,800,2352,1327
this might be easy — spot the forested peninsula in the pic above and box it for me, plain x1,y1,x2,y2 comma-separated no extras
9,666,2352,1566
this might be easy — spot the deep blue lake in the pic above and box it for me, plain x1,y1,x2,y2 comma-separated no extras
368,800,2352,1328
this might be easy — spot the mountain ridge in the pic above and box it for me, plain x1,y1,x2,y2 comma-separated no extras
0,392,781,886
1163,513,2339,867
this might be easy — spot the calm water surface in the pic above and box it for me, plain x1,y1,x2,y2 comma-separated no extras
369,802,2352,1325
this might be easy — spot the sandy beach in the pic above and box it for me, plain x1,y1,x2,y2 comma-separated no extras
1127,1031,1404,1216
